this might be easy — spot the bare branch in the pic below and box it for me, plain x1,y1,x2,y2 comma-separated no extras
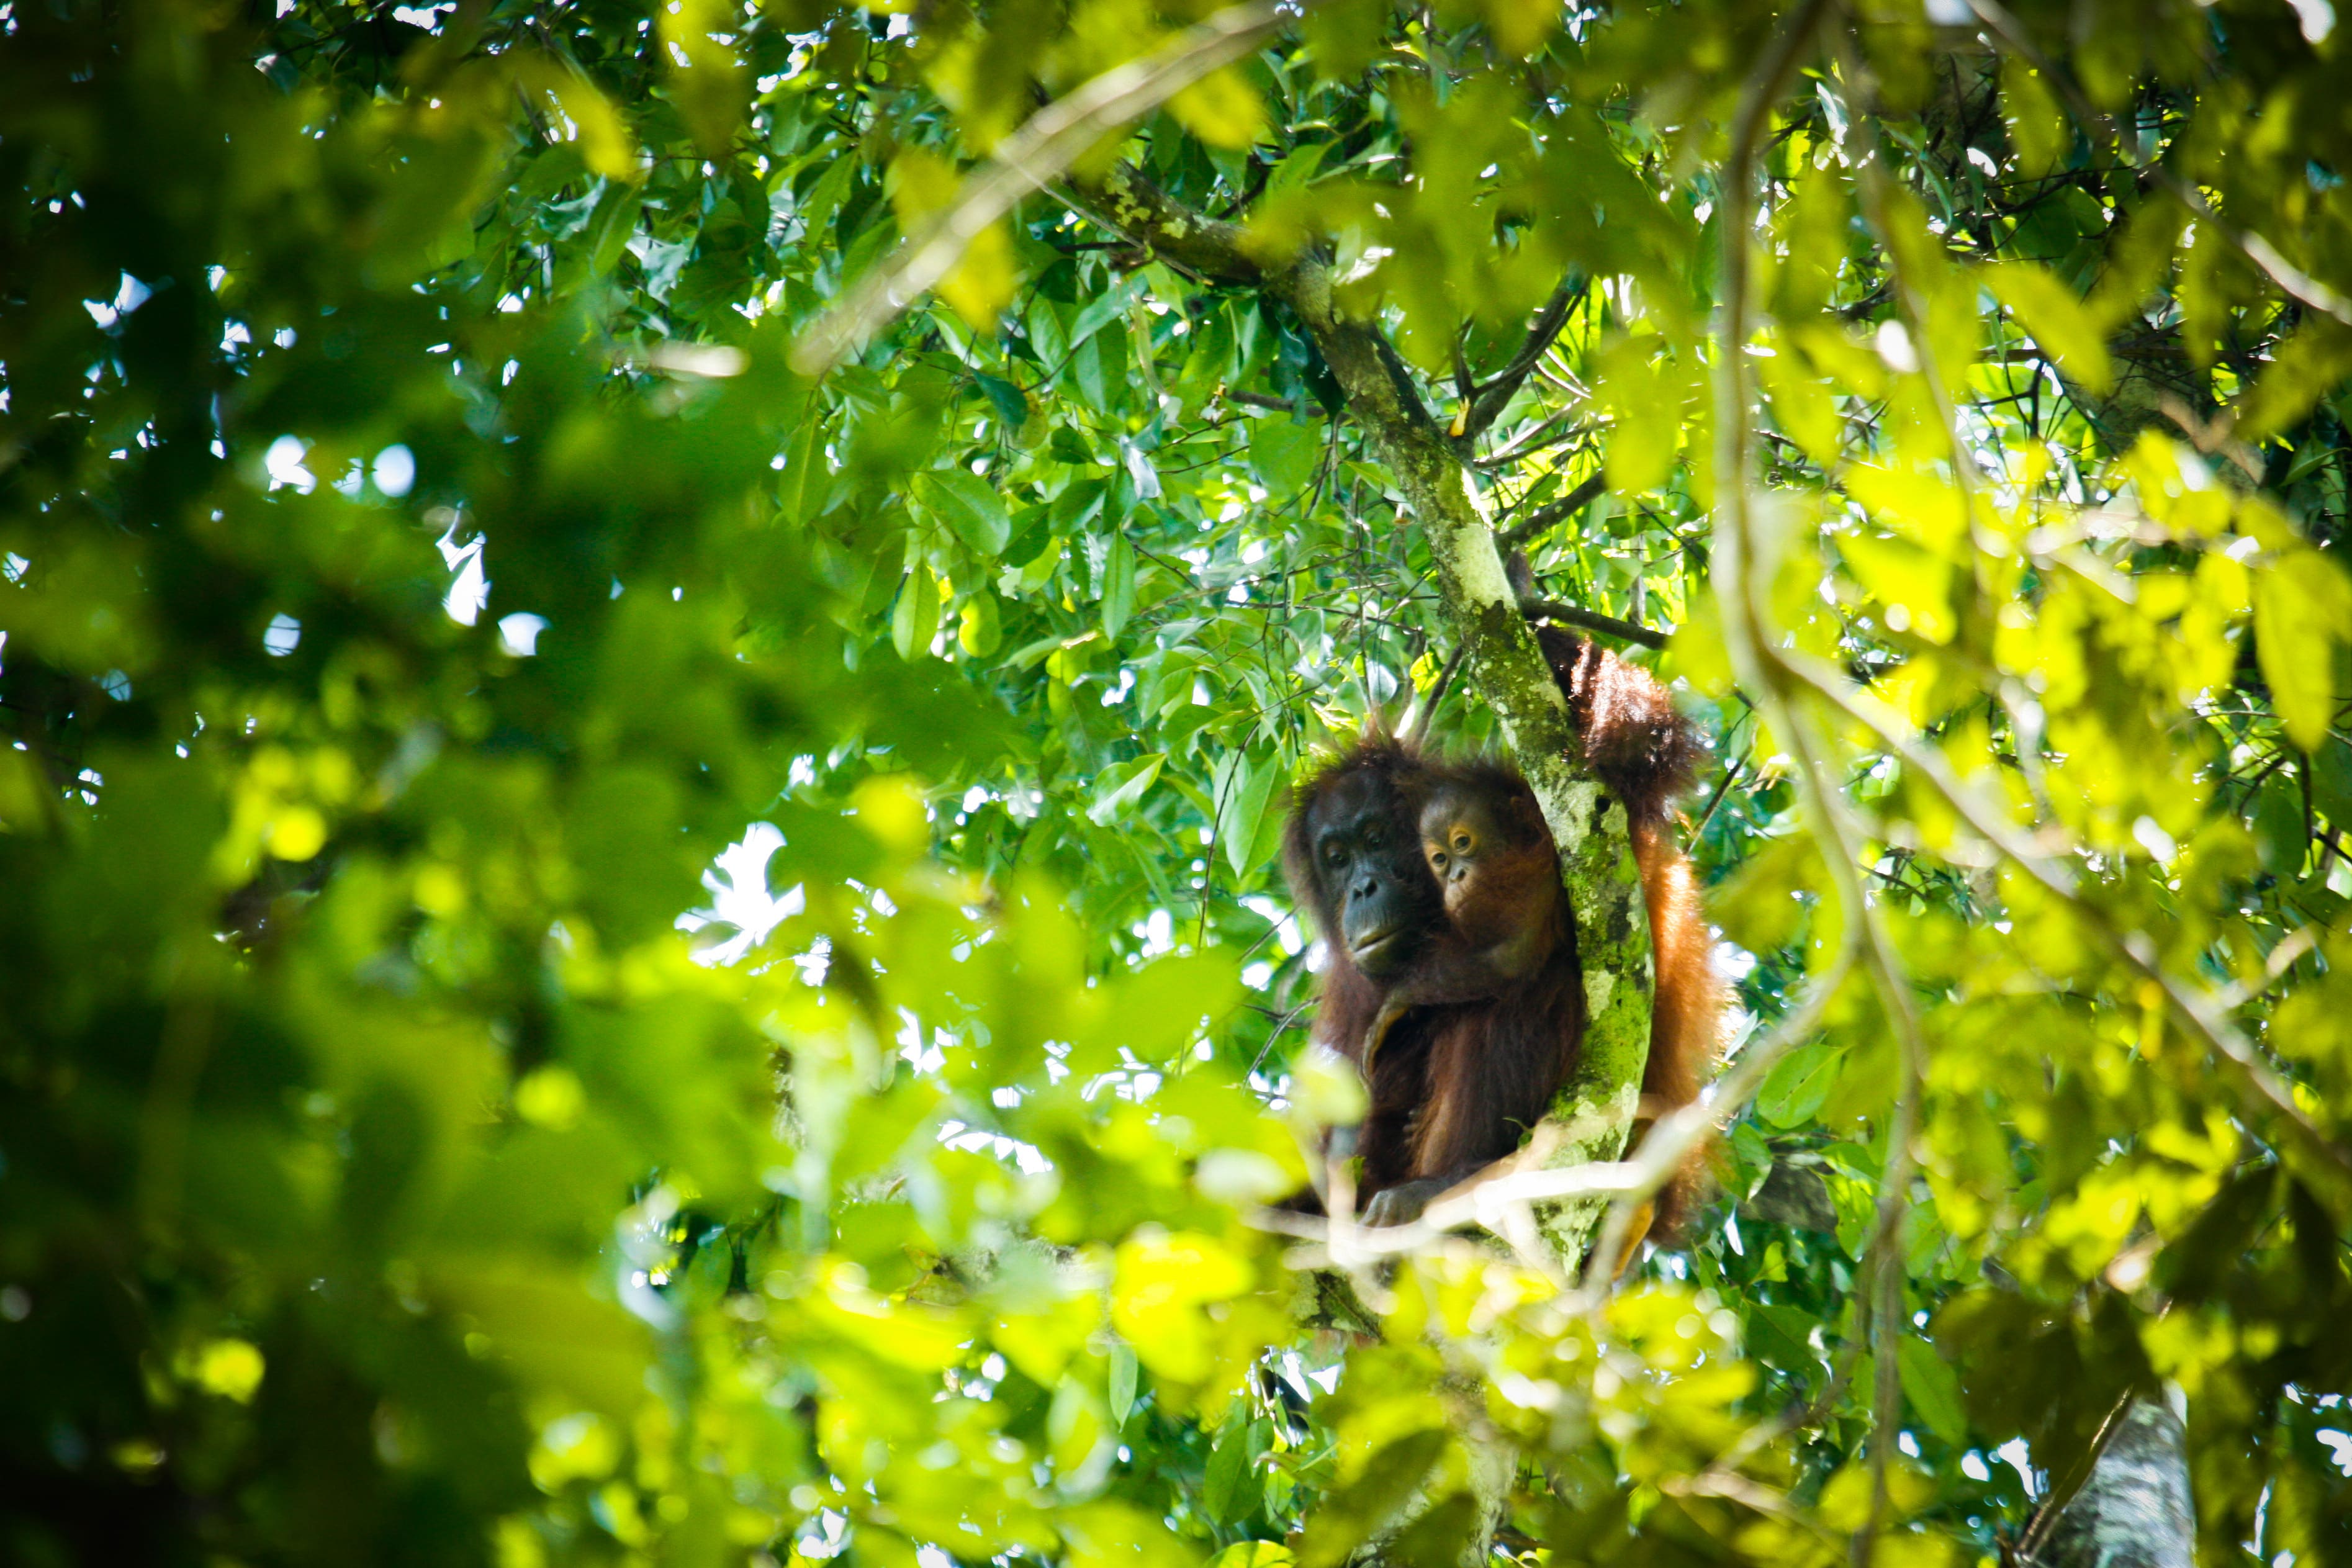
1520,598,1666,651
789,0,1292,374
1450,322,1477,418
1455,279,1584,443
1467,406,1594,469
1495,471,1608,551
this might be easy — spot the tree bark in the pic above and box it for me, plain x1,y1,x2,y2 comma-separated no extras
2028,1396,2196,1568
1083,164,1665,1567
1083,166,1664,1264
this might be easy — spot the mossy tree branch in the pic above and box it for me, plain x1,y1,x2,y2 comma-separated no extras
1083,166,1662,1267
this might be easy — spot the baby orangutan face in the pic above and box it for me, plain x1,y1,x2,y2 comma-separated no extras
1417,780,1556,983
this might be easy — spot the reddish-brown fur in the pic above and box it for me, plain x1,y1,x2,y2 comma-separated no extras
1284,631,1722,1235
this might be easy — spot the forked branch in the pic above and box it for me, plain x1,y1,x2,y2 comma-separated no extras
1453,280,1584,443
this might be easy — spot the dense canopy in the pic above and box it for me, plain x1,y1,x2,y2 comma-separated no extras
6,0,2352,1564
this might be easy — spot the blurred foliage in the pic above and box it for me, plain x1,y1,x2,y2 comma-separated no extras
6,0,2352,1565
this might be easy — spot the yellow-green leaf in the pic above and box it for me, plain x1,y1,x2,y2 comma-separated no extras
892,567,943,660
1844,464,1968,552
1168,66,1265,151
2253,547,2352,750
2001,57,2066,181
1840,531,1956,644
659,0,747,159
1988,261,2113,395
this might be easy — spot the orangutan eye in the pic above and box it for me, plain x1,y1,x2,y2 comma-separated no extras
1451,831,1473,854
1427,850,1449,872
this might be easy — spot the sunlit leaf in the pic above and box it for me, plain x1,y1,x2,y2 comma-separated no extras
914,468,1012,557
2254,548,2352,750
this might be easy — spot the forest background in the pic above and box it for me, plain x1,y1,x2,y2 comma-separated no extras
6,0,2352,1564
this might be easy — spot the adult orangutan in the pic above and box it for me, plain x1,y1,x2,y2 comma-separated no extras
1284,627,1719,1233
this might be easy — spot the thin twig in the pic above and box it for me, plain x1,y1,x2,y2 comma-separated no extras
1455,279,1584,442
1404,641,1469,749
1496,470,1609,550
1469,406,1594,469
1690,748,1750,840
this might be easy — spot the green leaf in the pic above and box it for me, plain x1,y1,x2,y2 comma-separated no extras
659,0,748,160
1302,0,1386,79
1106,1340,1139,1426
1208,1545,1294,1568
1250,418,1320,495
892,567,943,659
2314,738,2352,828
1757,350,1842,468
1839,531,1956,643
1088,752,1166,825
1217,751,1280,878
1988,262,2114,396
1169,66,1266,150
975,371,1030,428
2254,548,2352,750
777,418,836,523
1266,142,1330,195
2235,319,2352,443
1068,273,1149,352
2251,775,2307,875
1299,1430,1448,1568
2001,58,2067,181
1898,1338,1968,1447
1844,464,1969,552
1101,533,1137,638
1203,1417,1253,1521
1598,336,1688,496
914,468,1012,557
796,153,857,242
1756,1042,1843,1128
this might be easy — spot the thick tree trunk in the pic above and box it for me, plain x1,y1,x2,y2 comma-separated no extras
1082,164,1662,1568
2029,1397,2196,1568
1083,166,1663,1261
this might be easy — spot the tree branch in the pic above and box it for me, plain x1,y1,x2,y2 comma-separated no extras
1495,470,1608,550
1079,163,1269,286
1402,640,1469,749
788,0,1291,373
1453,278,1583,443
1520,598,1666,651
1088,170,1659,1270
